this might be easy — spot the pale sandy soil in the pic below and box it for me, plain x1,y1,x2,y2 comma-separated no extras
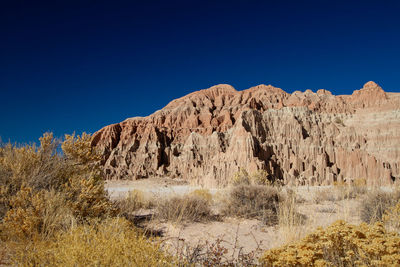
153,194,363,259
106,179,367,258
106,177,220,199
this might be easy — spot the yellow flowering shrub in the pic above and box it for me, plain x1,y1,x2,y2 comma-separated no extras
61,132,102,166
12,218,176,266
1,186,74,241
260,220,400,266
0,132,116,240
383,200,400,233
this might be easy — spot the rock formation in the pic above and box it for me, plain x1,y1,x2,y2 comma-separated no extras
92,81,400,186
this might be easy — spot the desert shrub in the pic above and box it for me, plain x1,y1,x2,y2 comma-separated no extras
314,183,367,204
0,132,116,240
0,133,76,197
190,189,213,203
232,168,275,186
0,133,70,194
232,168,251,185
60,133,117,221
63,175,116,222
116,189,154,215
0,241,10,265
12,218,176,266
0,186,75,241
383,200,400,233
250,169,271,185
61,132,102,166
0,186,10,220
156,194,212,223
361,190,400,223
313,188,337,203
222,185,282,225
260,220,400,266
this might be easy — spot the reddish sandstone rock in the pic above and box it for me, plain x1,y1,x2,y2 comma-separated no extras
92,82,400,186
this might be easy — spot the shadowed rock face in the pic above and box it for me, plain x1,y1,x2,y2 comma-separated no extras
92,81,400,186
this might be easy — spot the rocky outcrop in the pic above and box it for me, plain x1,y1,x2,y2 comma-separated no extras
92,81,400,186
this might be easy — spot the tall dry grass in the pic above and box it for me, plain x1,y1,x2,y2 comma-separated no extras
13,218,176,266
277,190,307,243
360,189,400,224
155,193,213,224
115,189,155,215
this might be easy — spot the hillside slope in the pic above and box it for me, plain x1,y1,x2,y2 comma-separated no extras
92,81,400,186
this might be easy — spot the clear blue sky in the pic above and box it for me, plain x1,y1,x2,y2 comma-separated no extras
1,0,399,144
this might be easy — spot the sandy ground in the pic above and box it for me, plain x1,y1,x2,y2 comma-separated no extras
106,178,366,259
106,177,220,199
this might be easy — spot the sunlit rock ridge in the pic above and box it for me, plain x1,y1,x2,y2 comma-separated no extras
92,81,400,186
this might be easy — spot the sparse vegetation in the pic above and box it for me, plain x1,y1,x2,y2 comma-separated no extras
0,133,154,265
155,193,213,223
116,189,154,215
313,181,367,204
232,168,276,186
171,236,261,266
260,220,400,266
278,190,307,228
0,132,116,227
3,133,400,266
13,217,176,266
360,190,400,223
190,188,213,203
384,200,400,233
222,184,282,225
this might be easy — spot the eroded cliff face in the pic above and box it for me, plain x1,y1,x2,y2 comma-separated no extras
92,81,400,186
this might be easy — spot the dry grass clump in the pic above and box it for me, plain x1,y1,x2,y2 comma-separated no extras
313,182,367,204
260,220,400,266
12,217,176,266
155,194,212,223
222,184,282,225
190,189,213,203
115,189,154,215
360,190,400,224
276,190,307,244
278,191,307,228
232,168,278,186
313,188,337,203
